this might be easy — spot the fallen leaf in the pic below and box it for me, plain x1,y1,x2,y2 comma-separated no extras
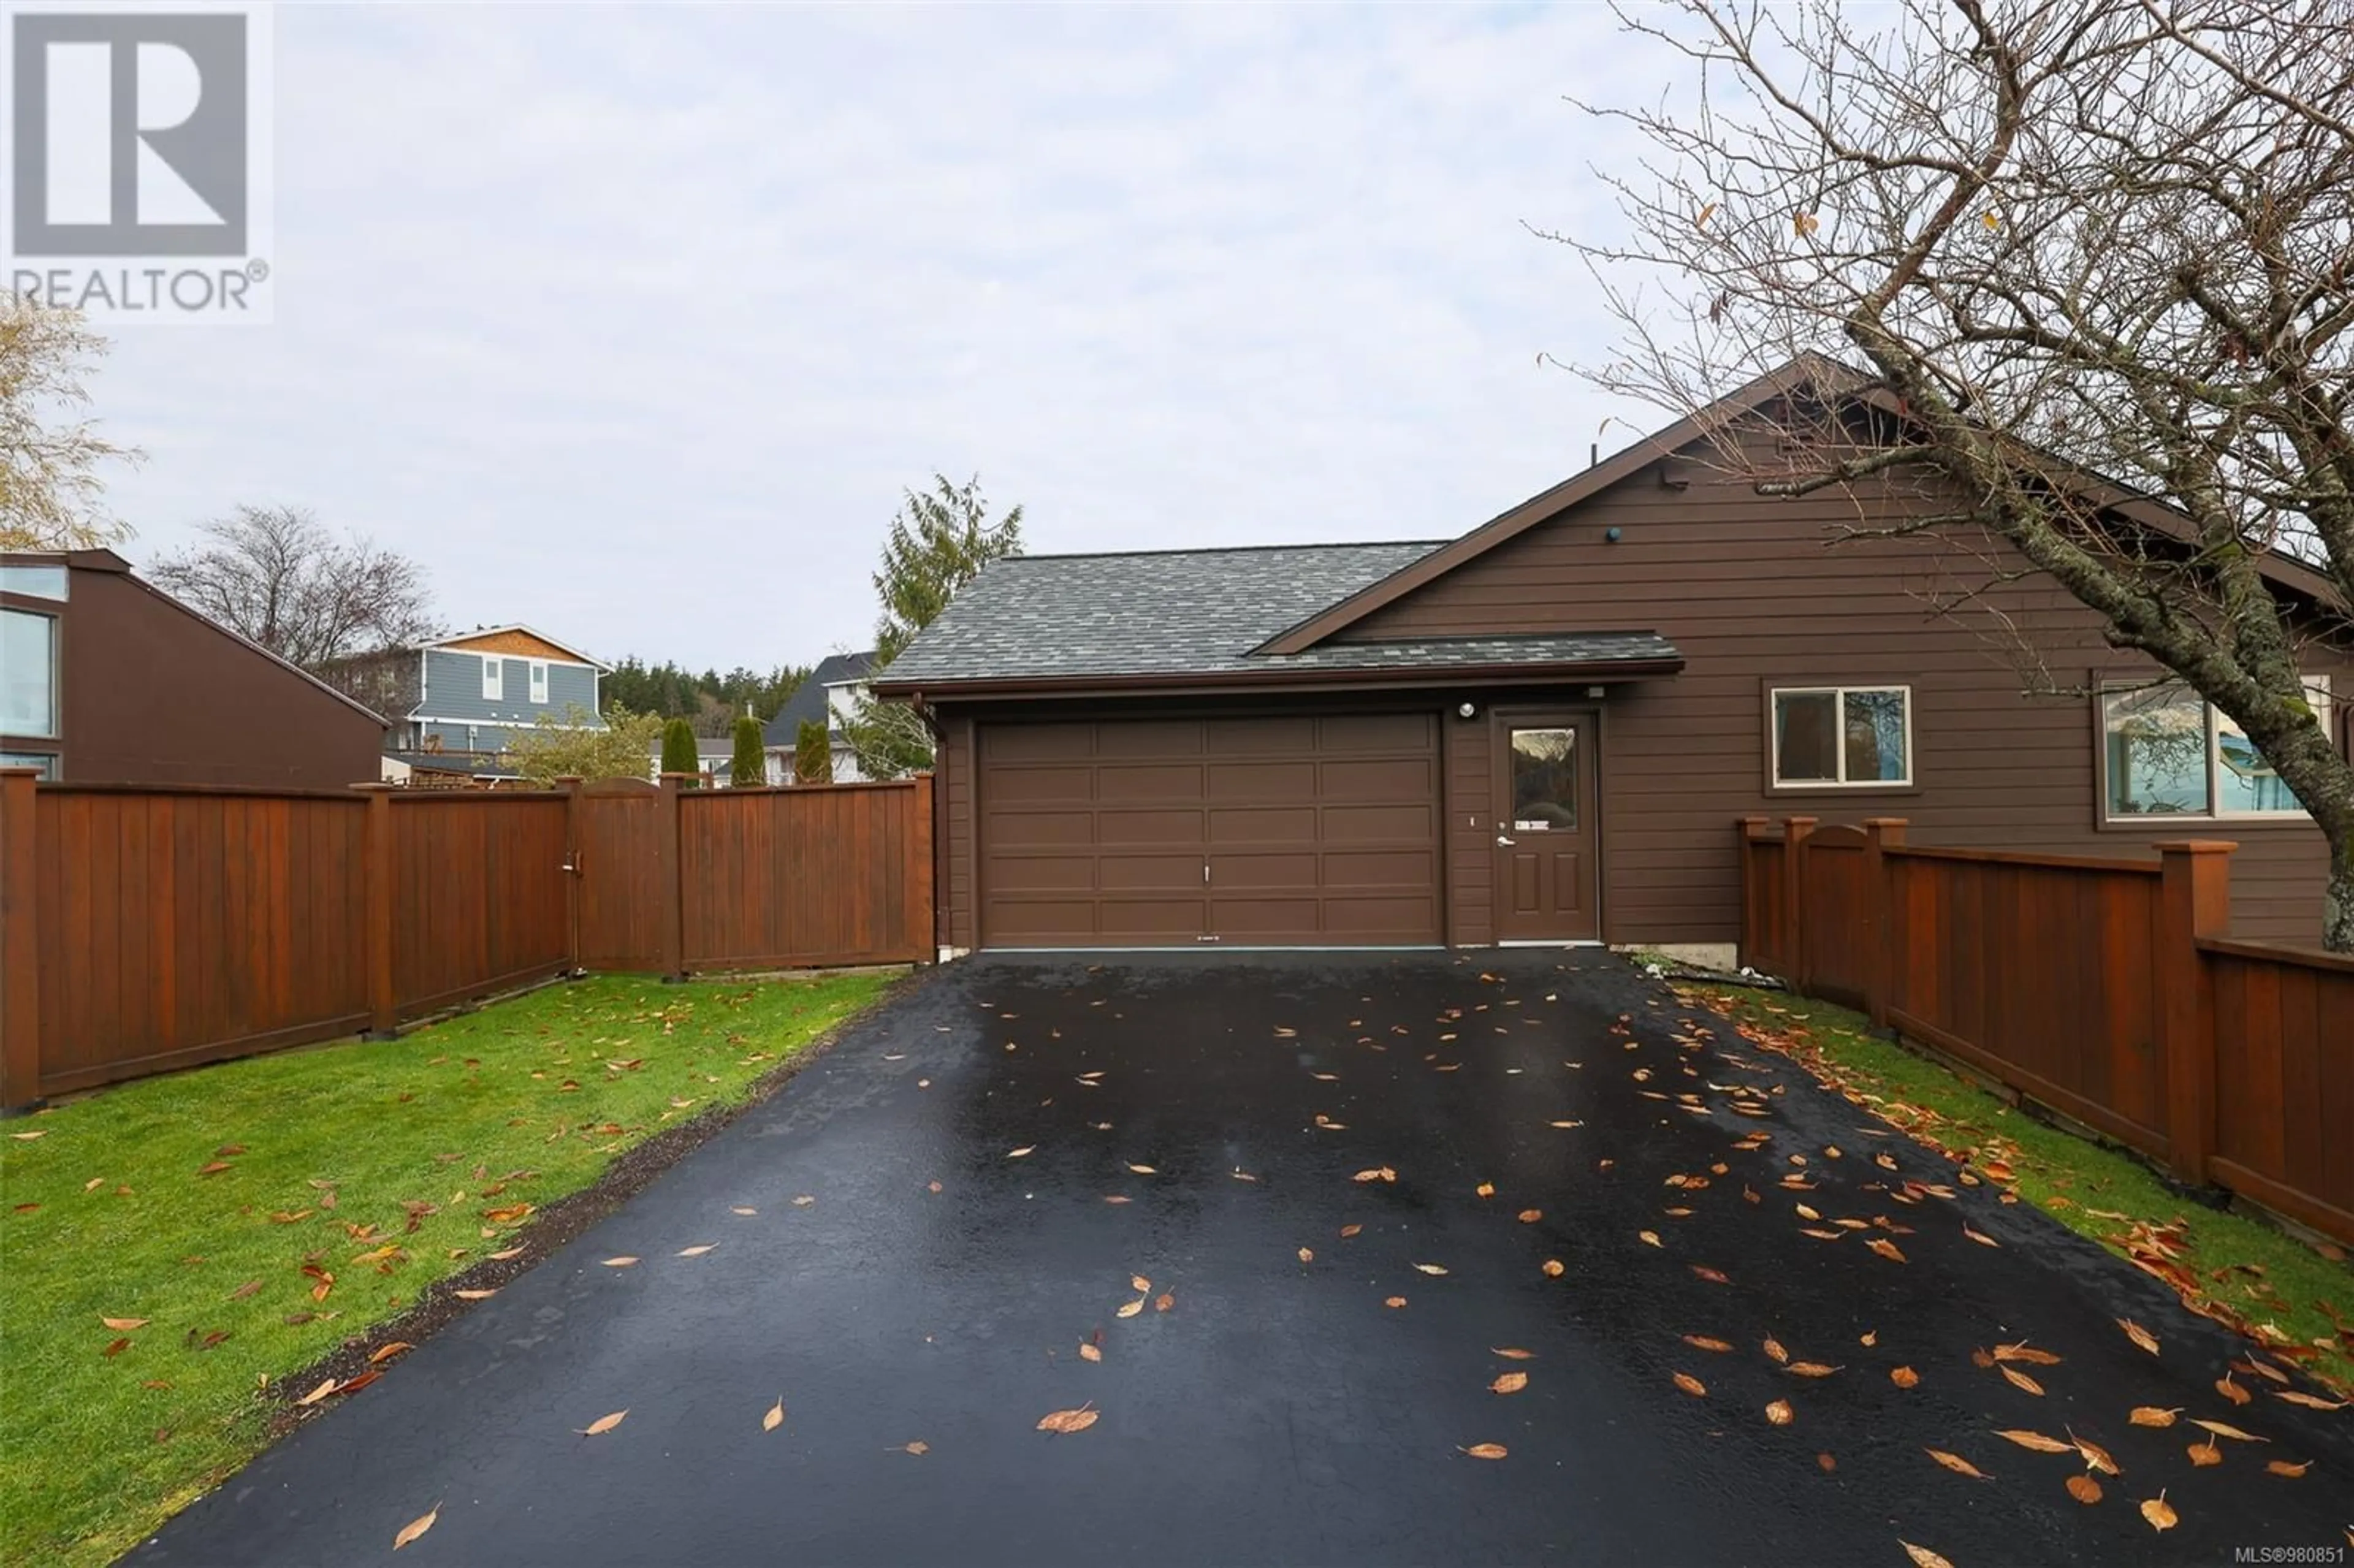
101,1316,149,1331
1927,1448,1989,1480
1816,1452,1837,1473
2076,1436,2122,1476
1639,1230,1662,1247
9,1130,47,1141
1992,1342,2061,1366
2215,1372,2252,1406
1460,1443,1508,1460
1384,1296,1407,1309
1036,1403,1099,1435
1690,1265,1729,1285
1154,1292,1173,1312
1078,1343,1102,1363
368,1342,412,1366
1007,1146,1035,1159
2264,1458,2309,1477
1489,1371,1528,1395
196,1161,233,1176
1866,1238,1907,1264
1297,1247,1314,1265
1517,1209,1542,1224
1102,1195,1131,1205
2128,1406,2179,1428
1683,1335,1734,1353
2139,1492,2176,1532
2271,1390,2349,1410
579,1410,627,1436
1116,1299,1143,1319
1762,1337,1789,1364
1541,1258,1566,1277
2119,1318,2160,1354
487,1246,524,1261
1765,1399,1794,1426
2189,1418,2267,1443
1491,1347,1535,1360
1412,1263,1448,1276
2187,1439,2223,1467
1899,1540,1954,1568
1785,1362,1839,1378
1673,1372,1707,1398
1339,1224,1362,1238
296,1378,338,1406
1990,1428,2071,1455
1999,1366,2044,1396
601,1257,639,1268
452,1288,496,1300
393,1504,440,1551
2066,1474,2103,1505
1475,1182,1496,1198
897,1441,929,1456
102,1337,132,1358
1962,1224,2000,1247
1891,1366,1920,1389
763,1398,785,1432
1127,1163,1158,1176
791,1195,815,1208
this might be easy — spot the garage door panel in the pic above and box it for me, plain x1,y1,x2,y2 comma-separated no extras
1208,805,1317,844
1321,803,1434,844
1320,756,1435,801
979,715,1439,948
1098,808,1205,847
1098,763,1204,803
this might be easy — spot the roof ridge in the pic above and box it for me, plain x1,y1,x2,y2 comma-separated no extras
1000,539,1447,563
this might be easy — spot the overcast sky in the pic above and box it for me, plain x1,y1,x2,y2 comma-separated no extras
98,2,1656,676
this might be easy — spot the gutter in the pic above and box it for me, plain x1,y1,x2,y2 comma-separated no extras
869,654,1685,704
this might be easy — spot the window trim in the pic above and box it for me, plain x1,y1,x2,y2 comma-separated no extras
2095,674,2333,826
1,606,61,740
1764,682,1916,791
0,749,59,780
480,653,503,702
528,659,549,704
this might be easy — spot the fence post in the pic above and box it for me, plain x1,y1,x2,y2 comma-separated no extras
658,772,690,981
1780,816,1816,991
556,777,582,976
908,772,935,964
2155,839,2234,1186
356,784,398,1038
0,769,42,1112
1861,818,1908,1029
1735,816,1770,972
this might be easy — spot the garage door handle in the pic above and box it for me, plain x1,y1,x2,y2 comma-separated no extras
1496,834,1516,847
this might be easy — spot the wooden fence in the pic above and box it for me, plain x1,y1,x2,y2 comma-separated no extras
0,770,932,1110
1737,815,2354,1246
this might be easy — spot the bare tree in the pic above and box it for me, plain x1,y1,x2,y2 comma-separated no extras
1560,0,2354,949
148,505,441,669
0,298,140,550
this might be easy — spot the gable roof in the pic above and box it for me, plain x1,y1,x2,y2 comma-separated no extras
421,625,609,669
1260,353,2342,655
761,651,876,745
868,542,1682,696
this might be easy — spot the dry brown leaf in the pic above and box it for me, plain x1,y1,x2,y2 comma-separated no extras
1762,1336,1789,1364
1517,1209,1542,1224
1690,1265,1729,1284
1154,1292,1173,1312
1638,1230,1662,1247
677,1244,715,1258
1037,1403,1099,1435
2215,1372,2252,1406
2118,1318,2160,1354
9,1130,47,1141
368,1342,412,1366
1412,1263,1448,1276
1354,1169,1384,1183
1816,1452,1837,1472
579,1410,627,1436
1007,1146,1035,1159
1541,1258,1566,1277
2128,1406,2179,1428
1474,1181,1496,1198
1127,1163,1158,1176
1683,1335,1734,1353
2271,1390,2350,1410
1116,1299,1144,1319
1490,1371,1528,1395
1992,1342,2061,1366
897,1441,929,1456
1338,1224,1362,1238
790,1195,815,1208
763,1398,785,1432
2189,1418,2266,1442
1673,1372,1707,1398
1491,1347,1535,1360
393,1504,440,1551
2187,1439,2222,1467
1130,1274,1151,1292
1384,1296,1407,1309
1078,1343,1101,1363
1102,1195,1131,1205
601,1257,639,1268
1899,1540,1955,1568
2264,1458,2310,1477
1866,1238,1907,1264
1962,1224,2000,1247
2073,1436,2121,1476
2139,1493,2177,1532
1460,1442,1508,1460
1999,1366,2044,1396
295,1378,338,1407
1891,1366,1920,1389
101,1316,149,1331
1297,1247,1314,1265
453,1288,496,1300
1765,1399,1794,1426
2066,1474,2103,1505
1926,1448,1988,1480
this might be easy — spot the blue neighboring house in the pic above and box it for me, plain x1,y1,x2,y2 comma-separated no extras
358,625,608,764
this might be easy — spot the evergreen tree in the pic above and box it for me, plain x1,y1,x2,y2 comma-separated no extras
729,714,765,788
794,718,832,785
660,717,699,783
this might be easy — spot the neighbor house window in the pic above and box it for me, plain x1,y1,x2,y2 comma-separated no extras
0,565,68,600
2102,678,2331,820
528,660,549,704
1770,685,1911,786
2,609,58,738
481,654,503,701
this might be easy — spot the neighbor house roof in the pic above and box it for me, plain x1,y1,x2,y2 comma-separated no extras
418,625,609,669
761,651,877,745
869,542,1683,696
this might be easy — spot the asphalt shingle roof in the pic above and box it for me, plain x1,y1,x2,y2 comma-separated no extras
878,544,1680,686
763,651,876,746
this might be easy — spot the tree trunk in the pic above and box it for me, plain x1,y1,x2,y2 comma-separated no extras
2327,834,2354,956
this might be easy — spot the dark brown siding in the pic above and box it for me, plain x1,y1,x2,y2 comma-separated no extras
1442,712,1493,945
1341,443,2352,946
12,555,386,789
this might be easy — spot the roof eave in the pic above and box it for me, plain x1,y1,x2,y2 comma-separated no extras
870,654,1685,704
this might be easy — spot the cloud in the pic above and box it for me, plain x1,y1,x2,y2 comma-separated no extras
99,3,1654,672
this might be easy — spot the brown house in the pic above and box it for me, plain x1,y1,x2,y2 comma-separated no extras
875,363,2353,961
1,549,388,789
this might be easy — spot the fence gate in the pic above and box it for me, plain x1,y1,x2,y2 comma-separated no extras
572,777,671,973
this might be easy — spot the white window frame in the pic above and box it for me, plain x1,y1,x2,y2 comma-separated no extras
528,659,549,704
2098,676,2332,824
481,653,503,702
1,607,60,740
1767,683,1914,788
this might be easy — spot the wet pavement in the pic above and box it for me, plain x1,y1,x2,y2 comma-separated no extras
131,952,2352,1566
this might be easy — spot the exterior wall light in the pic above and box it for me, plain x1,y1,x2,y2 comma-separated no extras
1457,701,1477,719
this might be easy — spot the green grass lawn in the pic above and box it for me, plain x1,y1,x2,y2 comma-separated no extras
0,971,892,1568
1680,981,2354,1393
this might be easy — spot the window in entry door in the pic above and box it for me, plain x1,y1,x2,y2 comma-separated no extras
1509,728,1577,831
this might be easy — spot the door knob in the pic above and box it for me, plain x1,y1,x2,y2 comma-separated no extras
1496,835,1516,846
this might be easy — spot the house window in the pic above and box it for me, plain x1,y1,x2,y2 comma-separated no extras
0,565,68,600
2,609,58,738
528,660,549,704
2101,678,2331,820
1770,685,1911,786
481,654,503,702
0,750,58,778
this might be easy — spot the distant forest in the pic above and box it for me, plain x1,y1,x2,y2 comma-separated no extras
600,658,813,736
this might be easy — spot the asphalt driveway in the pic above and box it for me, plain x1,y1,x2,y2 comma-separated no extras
133,953,2352,1566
